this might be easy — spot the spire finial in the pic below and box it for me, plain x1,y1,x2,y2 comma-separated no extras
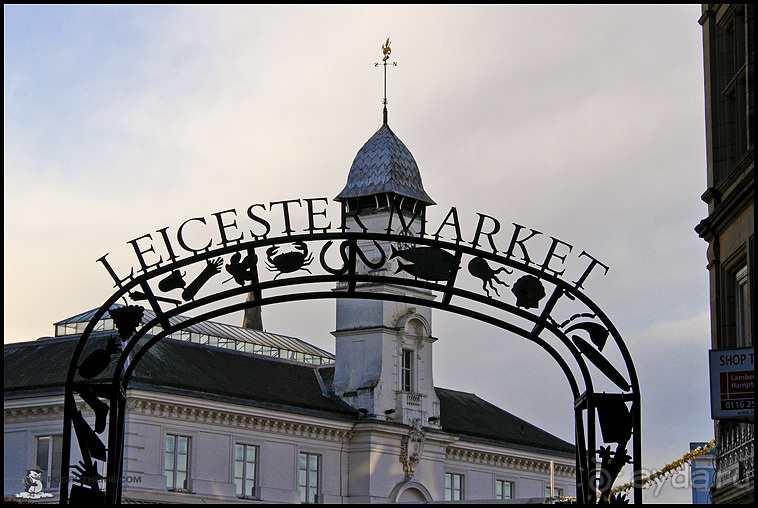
375,37,396,125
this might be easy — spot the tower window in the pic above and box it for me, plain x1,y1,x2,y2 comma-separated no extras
401,349,414,392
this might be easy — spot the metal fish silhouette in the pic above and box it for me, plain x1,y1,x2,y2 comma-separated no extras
390,245,459,281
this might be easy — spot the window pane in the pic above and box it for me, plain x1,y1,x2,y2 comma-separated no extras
309,470,318,488
165,435,175,453
177,471,187,490
246,446,256,463
177,436,188,454
36,436,50,465
49,436,62,487
165,470,173,489
736,268,750,345
36,437,50,487
234,477,242,496
299,469,307,487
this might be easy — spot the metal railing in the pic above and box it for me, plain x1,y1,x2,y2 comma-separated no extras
716,422,754,489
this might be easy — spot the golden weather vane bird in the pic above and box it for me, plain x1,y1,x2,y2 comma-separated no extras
382,37,391,61
376,37,396,123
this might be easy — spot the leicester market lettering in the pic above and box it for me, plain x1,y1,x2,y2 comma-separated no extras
68,194,643,505
96,197,609,292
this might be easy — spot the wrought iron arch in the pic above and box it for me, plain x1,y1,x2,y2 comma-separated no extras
60,230,641,504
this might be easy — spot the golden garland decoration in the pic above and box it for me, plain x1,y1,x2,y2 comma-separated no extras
607,439,716,496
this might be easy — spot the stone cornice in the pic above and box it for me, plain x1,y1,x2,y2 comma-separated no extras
5,392,354,443
127,393,353,443
4,396,93,423
5,403,66,421
445,446,575,477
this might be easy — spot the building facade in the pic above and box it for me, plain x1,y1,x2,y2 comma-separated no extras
5,104,578,503
696,3,754,504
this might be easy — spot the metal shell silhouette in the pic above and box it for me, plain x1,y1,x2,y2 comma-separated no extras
511,275,546,309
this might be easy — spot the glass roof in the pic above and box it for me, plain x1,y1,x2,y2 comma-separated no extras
53,305,334,365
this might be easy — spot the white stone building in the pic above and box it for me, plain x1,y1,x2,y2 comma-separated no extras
4,106,577,504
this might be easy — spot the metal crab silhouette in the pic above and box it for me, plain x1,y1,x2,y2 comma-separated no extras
266,241,314,278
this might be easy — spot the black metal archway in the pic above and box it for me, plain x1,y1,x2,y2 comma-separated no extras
60,216,642,504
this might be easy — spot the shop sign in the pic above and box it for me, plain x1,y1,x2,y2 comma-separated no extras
709,348,754,420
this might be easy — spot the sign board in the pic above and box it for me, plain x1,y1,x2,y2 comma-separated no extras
709,348,754,420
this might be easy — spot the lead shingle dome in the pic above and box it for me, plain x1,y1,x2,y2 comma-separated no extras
335,120,435,208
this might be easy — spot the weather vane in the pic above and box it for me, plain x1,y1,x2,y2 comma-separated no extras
375,37,396,123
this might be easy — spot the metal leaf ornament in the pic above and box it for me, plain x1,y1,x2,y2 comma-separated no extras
565,321,610,351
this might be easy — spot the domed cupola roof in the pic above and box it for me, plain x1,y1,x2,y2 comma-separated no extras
335,119,435,208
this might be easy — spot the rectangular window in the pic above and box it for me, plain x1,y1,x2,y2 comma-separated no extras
165,434,190,491
495,479,514,499
735,266,750,347
298,452,320,504
35,435,63,490
234,443,258,498
445,472,464,501
401,349,414,392
545,485,564,497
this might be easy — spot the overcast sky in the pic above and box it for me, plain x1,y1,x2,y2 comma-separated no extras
5,4,713,503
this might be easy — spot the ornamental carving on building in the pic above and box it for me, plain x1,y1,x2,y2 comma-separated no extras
400,418,426,480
